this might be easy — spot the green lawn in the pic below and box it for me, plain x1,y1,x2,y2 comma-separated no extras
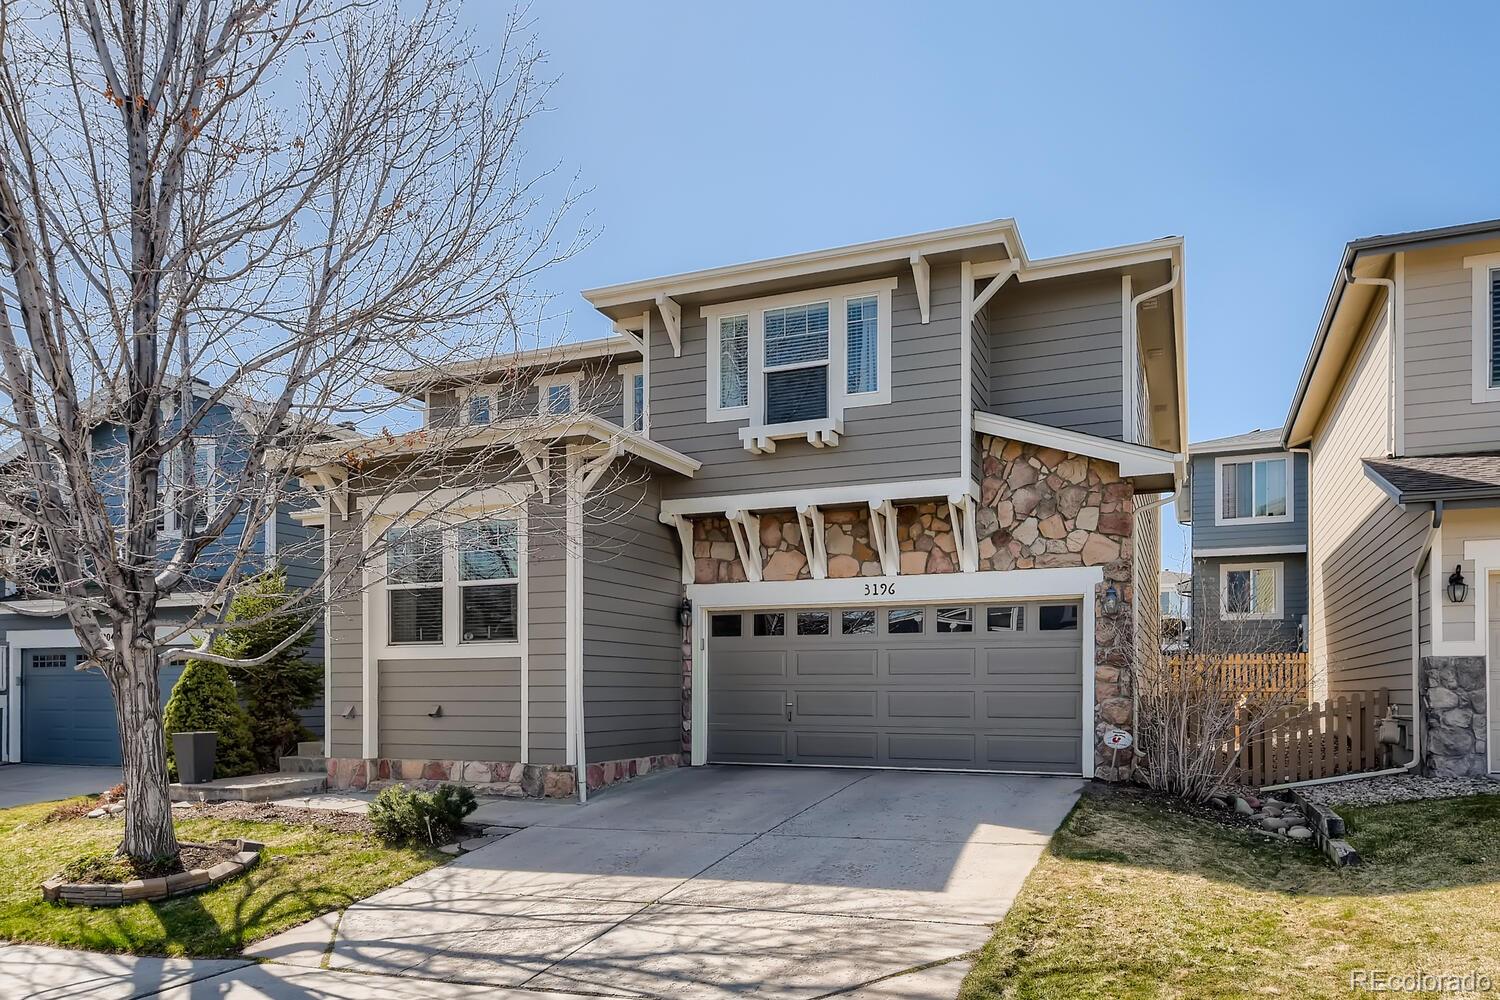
0,797,442,957
960,786,1500,1000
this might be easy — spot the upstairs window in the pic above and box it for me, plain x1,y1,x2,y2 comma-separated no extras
161,437,218,536
467,393,492,425
763,301,830,424
1464,252,1500,403
1216,454,1290,524
718,315,749,409
621,364,645,434
536,374,580,417
846,295,879,395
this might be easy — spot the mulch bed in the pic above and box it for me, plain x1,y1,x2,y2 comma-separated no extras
58,840,242,885
1099,783,1269,834
184,800,375,836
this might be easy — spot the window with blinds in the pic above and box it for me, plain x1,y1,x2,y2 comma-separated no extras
718,315,749,408
1219,457,1287,520
387,523,444,643
1224,565,1278,618
1490,268,1500,389
846,295,879,394
763,301,830,424
386,516,521,645
458,517,519,642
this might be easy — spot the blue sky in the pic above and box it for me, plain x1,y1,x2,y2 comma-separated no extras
490,2,1500,567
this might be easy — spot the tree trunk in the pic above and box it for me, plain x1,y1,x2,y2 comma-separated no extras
110,638,180,862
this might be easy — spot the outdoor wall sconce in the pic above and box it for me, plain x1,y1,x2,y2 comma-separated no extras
1102,585,1121,615
678,597,693,629
1447,565,1469,604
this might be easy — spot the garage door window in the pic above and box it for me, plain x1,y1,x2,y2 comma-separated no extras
936,607,973,633
987,606,1023,631
753,612,784,636
797,611,830,635
887,608,924,634
31,652,70,670
1039,604,1080,631
841,610,875,635
711,614,742,637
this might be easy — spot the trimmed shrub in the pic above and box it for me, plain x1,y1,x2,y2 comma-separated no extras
220,571,322,770
162,659,256,780
368,783,479,846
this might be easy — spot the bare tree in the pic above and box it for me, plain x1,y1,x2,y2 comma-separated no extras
0,0,608,862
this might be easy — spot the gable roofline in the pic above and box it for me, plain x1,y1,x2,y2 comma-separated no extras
1187,427,1286,456
1284,218,1500,448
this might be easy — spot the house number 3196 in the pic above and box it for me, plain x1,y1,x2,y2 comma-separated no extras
863,582,896,596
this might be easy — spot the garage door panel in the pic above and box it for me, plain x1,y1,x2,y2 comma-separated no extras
709,688,787,722
984,647,1079,676
887,648,976,677
886,732,978,765
792,650,877,678
795,690,877,721
791,730,878,763
984,691,1081,721
888,690,976,722
708,601,1083,773
22,651,181,766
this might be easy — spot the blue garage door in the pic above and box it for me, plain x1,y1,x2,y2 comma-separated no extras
21,649,182,766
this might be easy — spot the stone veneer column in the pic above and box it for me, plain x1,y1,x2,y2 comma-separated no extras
1421,656,1489,777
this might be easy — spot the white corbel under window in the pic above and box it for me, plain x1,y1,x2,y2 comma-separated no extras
704,277,895,453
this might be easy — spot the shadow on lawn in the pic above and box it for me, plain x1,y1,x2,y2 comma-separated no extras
1052,783,1500,899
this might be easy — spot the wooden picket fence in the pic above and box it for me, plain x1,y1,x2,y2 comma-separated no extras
1167,653,1309,696
1231,689,1391,786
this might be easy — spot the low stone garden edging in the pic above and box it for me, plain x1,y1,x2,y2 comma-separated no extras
41,839,264,906
1289,789,1361,867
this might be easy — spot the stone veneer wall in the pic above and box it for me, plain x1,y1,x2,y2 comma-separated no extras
325,753,681,797
686,436,1138,779
1421,656,1489,777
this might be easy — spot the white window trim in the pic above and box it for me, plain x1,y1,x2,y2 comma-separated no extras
1213,452,1293,527
536,373,582,417
456,386,496,426
1219,560,1283,621
161,438,217,537
1464,251,1500,404
365,485,529,660
702,276,896,433
619,362,646,435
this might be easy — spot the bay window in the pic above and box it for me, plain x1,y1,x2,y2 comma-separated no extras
704,277,895,445
1215,454,1291,524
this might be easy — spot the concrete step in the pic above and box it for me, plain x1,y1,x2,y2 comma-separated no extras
171,773,327,803
278,755,327,774
296,741,324,757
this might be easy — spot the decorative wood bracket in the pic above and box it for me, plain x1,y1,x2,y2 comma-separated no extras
947,493,980,573
575,442,622,497
656,294,682,357
910,253,931,324
611,312,647,351
968,260,1019,324
796,504,829,580
302,465,349,519
867,500,901,576
725,508,763,582
660,512,696,585
515,441,551,503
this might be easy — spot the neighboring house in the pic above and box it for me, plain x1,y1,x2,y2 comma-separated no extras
295,218,1188,796
0,384,334,766
1285,217,1500,778
1185,428,1308,652
1158,569,1191,652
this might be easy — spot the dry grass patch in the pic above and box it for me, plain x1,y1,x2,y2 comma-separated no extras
960,785,1500,999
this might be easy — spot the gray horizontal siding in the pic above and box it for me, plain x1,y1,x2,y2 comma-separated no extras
651,265,962,499
378,656,521,760
1402,240,1500,455
1189,451,1309,551
985,273,1123,440
427,363,634,429
528,481,568,766
326,505,364,758
1191,554,1307,652
583,468,682,762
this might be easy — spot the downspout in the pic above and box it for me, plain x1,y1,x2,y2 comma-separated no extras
1345,270,1397,457
1288,446,1312,658
1127,267,1180,445
1131,482,1183,738
1406,501,1441,774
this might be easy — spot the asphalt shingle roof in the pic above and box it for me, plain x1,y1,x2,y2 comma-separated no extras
1187,427,1284,454
1363,454,1500,503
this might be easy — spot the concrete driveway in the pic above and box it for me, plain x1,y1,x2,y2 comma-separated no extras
0,763,120,807
258,765,1084,999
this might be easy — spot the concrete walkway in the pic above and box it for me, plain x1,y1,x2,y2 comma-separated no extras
253,765,1084,999
0,763,120,808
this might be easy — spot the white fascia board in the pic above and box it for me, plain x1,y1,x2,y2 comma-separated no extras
1194,544,1308,558
1015,237,1182,283
971,410,1180,479
659,476,969,518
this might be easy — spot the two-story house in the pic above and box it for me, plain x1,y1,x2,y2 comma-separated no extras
1185,428,1308,652
0,384,332,766
1285,218,1500,779
296,219,1188,797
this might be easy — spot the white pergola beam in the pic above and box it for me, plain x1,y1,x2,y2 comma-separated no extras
910,253,931,324
656,294,682,357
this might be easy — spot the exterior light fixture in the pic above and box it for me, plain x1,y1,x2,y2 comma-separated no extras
1102,585,1121,615
678,597,693,629
1446,565,1469,604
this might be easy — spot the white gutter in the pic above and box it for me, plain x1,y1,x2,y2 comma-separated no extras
1126,265,1181,455
1346,271,1397,457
